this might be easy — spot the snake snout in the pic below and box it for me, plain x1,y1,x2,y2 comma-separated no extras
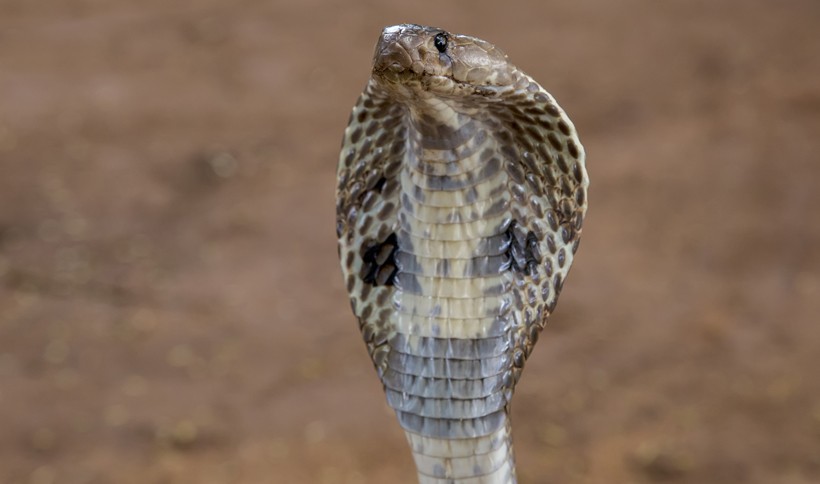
373,30,414,74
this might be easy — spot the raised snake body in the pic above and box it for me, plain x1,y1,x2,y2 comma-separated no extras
336,24,588,483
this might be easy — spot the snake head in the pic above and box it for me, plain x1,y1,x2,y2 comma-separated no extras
372,24,515,97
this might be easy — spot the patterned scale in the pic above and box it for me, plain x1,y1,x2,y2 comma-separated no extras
336,24,588,483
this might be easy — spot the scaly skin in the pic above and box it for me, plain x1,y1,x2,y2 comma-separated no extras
336,24,589,483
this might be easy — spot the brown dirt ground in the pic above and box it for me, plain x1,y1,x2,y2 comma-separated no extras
1,1,819,483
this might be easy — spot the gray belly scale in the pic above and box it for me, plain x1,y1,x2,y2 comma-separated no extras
388,112,516,441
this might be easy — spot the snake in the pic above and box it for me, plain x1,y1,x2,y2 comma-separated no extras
335,24,589,483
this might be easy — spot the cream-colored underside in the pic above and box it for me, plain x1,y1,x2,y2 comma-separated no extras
407,422,515,483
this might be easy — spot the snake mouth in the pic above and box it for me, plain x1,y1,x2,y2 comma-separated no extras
372,64,445,82
373,66,502,99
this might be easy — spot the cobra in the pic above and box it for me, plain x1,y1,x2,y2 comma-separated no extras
336,24,589,483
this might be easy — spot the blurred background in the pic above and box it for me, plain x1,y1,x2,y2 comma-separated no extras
1,1,819,483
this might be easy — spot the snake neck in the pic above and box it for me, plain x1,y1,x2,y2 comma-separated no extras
385,106,518,483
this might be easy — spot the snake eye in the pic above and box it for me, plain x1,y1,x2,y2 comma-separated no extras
433,33,448,53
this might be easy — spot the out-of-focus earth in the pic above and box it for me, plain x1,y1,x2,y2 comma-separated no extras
1,1,819,483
